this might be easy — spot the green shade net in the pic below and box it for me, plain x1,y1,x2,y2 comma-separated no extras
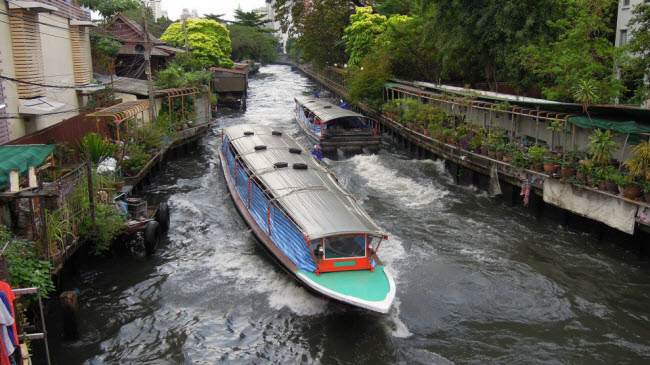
0,145,56,189
565,116,650,134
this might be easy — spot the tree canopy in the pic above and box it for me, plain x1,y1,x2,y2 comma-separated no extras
228,25,279,64
234,9,269,28
76,0,139,22
121,6,174,38
160,18,233,68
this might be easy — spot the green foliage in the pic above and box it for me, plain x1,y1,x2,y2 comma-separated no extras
204,13,226,23
76,0,139,22
527,145,549,165
587,129,617,165
78,133,118,164
228,25,279,64
122,143,151,177
80,203,125,254
623,139,650,180
160,18,233,68
120,6,174,38
347,52,392,109
155,54,213,89
134,121,166,151
0,227,54,296
91,36,121,68
286,37,302,61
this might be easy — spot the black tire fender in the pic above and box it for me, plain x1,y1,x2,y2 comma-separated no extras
156,202,170,232
144,221,161,256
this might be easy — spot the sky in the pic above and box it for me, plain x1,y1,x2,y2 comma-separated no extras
162,0,269,21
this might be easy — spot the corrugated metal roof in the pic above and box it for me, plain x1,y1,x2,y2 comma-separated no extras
224,124,385,240
294,96,366,123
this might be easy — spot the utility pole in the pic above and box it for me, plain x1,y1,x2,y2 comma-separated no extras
182,13,189,51
142,3,156,122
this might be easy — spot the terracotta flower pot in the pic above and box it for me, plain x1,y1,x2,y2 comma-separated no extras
480,146,489,156
488,150,497,158
533,163,544,172
598,181,607,191
423,129,431,137
560,167,576,178
576,171,586,181
645,192,650,203
496,151,505,160
624,185,642,199
543,163,558,174
617,184,626,195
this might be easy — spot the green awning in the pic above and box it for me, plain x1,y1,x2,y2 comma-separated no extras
568,116,650,134
0,145,56,188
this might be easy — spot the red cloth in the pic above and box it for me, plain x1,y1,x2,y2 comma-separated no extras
0,336,8,365
0,282,18,345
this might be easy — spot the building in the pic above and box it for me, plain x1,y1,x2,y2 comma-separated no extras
149,0,162,20
0,0,99,143
103,13,185,80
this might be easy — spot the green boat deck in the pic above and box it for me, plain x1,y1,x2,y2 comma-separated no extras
297,265,391,302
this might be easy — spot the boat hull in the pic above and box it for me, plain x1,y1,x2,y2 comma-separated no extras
218,147,394,313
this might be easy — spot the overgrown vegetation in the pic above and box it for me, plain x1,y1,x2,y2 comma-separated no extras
160,18,233,68
0,227,54,296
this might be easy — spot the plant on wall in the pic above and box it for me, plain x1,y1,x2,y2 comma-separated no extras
623,139,650,181
587,129,617,166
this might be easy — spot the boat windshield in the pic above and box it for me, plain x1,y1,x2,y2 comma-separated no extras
324,235,366,259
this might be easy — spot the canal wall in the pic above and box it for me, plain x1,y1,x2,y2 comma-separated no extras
298,65,650,250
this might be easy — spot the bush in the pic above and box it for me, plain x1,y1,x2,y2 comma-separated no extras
78,133,118,164
122,143,151,177
79,203,125,254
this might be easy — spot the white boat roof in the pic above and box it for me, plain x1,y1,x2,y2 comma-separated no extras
224,124,385,240
295,96,366,123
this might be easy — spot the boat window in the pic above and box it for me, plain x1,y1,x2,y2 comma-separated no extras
327,117,370,130
324,235,366,259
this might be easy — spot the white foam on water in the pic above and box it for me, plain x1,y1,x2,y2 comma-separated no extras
349,155,448,208
266,277,329,316
169,196,203,217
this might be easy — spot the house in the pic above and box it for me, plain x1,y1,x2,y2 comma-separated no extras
0,0,101,143
103,13,185,80
615,0,649,108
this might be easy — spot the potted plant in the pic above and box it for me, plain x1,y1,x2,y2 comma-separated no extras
543,154,559,175
625,179,643,199
495,141,507,161
603,166,619,193
442,129,454,144
576,163,589,181
527,145,548,172
643,181,650,203
469,135,484,153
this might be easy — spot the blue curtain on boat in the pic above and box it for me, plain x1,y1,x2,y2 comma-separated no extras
270,204,318,272
235,162,249,206
249,181,269,231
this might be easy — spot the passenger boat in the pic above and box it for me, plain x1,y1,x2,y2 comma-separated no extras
219,124,396,313
294,96,381,155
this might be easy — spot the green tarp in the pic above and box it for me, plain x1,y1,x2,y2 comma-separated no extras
568,116,650,134
0,145,56,189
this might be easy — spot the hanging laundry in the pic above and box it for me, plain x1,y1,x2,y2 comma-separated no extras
0,301,13,364
0,283,17,346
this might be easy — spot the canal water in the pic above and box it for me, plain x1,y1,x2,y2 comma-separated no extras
47,65,650,364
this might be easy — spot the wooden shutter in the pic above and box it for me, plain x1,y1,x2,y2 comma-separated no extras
70,25,91,86
8,9,45,98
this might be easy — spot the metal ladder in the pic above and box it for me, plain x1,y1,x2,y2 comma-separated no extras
12,287,50,365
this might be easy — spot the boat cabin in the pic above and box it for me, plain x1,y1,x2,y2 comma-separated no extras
294,96,381,154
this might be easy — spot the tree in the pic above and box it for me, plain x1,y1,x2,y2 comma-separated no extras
228,25,279,64
234,9,269,28
343,7,389,68
76,0,139,22
521,0,624,102
270,0,372,35
160,19,233,68
298,0,354,67
205,13,227,23
626,2,650,102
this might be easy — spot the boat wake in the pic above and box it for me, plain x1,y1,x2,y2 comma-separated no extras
347,155,448,208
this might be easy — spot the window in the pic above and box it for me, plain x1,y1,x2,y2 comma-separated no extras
620,30,628,46
623,0,630,6
324,235,366,259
